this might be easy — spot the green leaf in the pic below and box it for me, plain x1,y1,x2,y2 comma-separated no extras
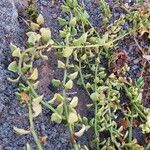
51,79,61,87
58,60,65,69
68,111,78,124
8,61,18,73
58,17,67,26
69,17,76,26
74,125,90,137
39,51,48,60
36,14,44,25
70,96,78,108
26,143,33,150
7,76,20,83
40,28,51,43
30,22,40,31
136,77,144,88
90,92,99,102
27,33,37,46
56,102,64,115
32,96,43,117
65,79,73,89
61,5,70,13
81,54,87,60
51,113,62,124
80,33,88,44
12,48,21,58
68,72,78,80
14,126,30,135
10,43,17,53
49,93,64,104
28,68,38,80
63,47,73,58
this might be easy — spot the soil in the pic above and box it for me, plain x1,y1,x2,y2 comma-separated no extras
0,0,149,150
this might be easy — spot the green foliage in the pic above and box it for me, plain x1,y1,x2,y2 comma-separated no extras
8,0,150,150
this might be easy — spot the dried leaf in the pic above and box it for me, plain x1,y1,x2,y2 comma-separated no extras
118,118,129,129
20,92,30,103
143,55,150,61
39,135,48,144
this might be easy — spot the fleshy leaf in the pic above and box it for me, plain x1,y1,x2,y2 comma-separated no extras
70,97,78,108
40,28,51,43
8,61,18,73
14,127,30,135
65,80,73,89
68,111,78,124
51,113,62,124
30,22,40,31
36,14,44,25
74,125,90,137
28,68,38,80
63,47,73,58
58,60,65,69
12,48,21,58
26,143,33,150
51,79,61,87
68,72,78,80
69,17,76,26
32,96,43,117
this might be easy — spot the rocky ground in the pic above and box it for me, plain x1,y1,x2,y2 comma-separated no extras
0,0,149,150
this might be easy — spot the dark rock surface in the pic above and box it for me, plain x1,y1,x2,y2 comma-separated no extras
0,0,148,149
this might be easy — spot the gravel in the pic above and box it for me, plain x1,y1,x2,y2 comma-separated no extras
0,0,148,149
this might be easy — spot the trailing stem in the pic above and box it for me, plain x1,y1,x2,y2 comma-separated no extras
62,57,79,150
28,103,43,150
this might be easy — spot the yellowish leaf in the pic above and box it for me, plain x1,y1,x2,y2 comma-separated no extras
68,112,78,124
70,97,78,108
32,96,43,117
51,113,62,124
65,80,73,89
37,14,44,25
63,47,73,58
14,126,30,135
68,72,78,80
29,68,38,80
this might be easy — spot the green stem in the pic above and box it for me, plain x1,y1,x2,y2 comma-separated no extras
79,60,90,97
62,57,79,150
26,80,64,119
128,107,133,143
27,31,130,52
28,103,43,150
94,62,99,150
